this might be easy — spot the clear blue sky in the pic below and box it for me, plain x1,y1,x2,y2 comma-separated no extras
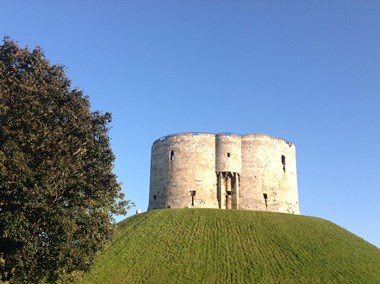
1,1,379,247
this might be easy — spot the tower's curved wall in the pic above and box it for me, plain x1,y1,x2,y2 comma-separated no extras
240,135,299,214
148,133,300,214
148,133,217,210
215,134,241,173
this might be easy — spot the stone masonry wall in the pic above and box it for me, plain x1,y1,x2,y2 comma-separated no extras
148,133,217,210
148,133,300,214
239,135,299,214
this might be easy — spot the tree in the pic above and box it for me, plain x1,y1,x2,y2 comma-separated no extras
0,37,131,283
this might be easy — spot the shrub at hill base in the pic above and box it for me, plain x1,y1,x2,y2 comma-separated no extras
0,38,131,283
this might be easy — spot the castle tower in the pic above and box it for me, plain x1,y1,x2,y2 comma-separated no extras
148,133,300,214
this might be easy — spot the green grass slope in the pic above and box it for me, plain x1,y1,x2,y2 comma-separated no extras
79,209,380,284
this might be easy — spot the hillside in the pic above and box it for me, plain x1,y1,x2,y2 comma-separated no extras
79,209,380,283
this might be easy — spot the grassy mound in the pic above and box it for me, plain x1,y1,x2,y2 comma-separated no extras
79,209,380,283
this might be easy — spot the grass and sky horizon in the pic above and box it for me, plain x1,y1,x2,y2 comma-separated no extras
1,1,379,247
79,209,380,283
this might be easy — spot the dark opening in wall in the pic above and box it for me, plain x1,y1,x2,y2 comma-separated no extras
170,150,174,161
190,190,196,206
281,155,286,172
263,193,268,209
227,153,230,157
153,194,157,201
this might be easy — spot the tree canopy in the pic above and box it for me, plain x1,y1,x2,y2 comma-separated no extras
0,37,131,283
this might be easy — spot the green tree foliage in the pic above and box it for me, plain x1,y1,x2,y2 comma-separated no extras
0,38,131,283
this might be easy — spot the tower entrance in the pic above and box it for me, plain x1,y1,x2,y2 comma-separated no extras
217,172,239,209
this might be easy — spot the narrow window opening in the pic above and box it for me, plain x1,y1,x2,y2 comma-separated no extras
263,193,268,209
170,150,174,161
190,190,196,206
153,194,157,201
281,155,286,172
227,153,230,157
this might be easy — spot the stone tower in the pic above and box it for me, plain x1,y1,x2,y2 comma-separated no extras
148,133,300,214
